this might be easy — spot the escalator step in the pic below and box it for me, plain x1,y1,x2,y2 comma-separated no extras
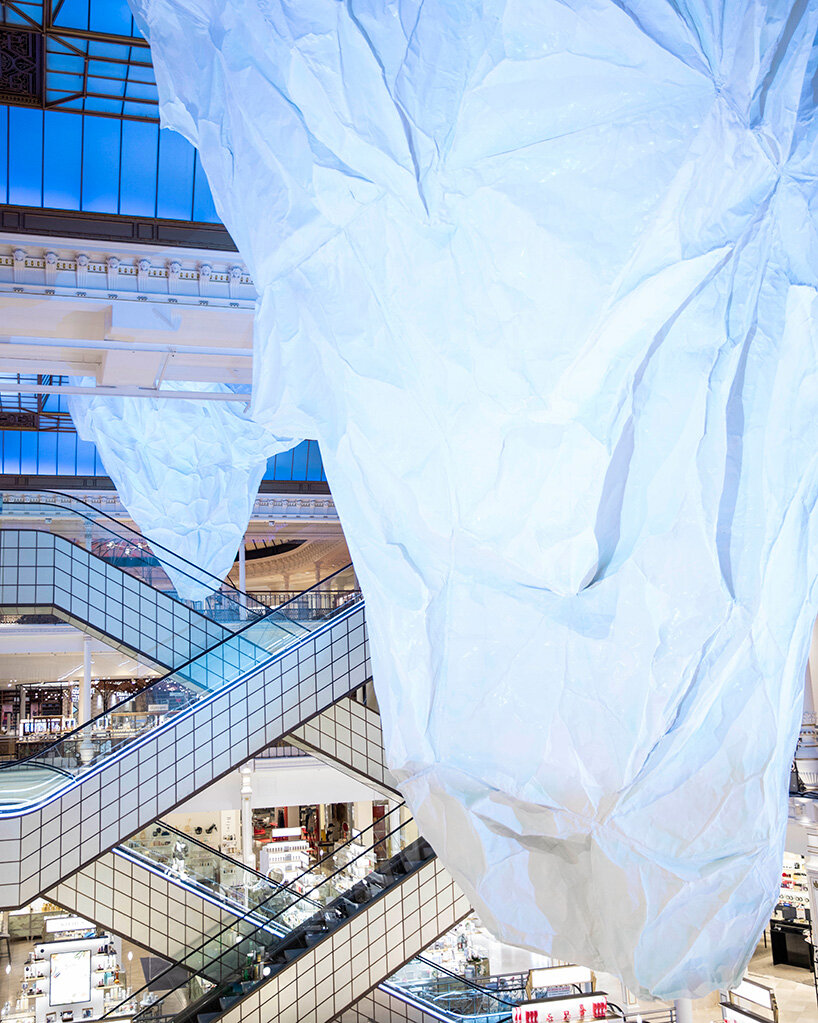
198,1013,222,1023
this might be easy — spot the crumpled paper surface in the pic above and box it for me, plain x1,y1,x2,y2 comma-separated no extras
68,380,297,600
129,0,818,997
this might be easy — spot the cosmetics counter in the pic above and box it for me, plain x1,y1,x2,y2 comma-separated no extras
1,921,134,1023
769,851,813,971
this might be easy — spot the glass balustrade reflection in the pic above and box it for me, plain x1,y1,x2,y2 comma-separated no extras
386,957,515,1022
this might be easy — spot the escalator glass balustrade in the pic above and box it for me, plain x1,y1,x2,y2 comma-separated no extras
0,490,266,622
384,957,515,1022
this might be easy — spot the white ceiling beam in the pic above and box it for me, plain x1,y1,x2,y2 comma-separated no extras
0,382,249,402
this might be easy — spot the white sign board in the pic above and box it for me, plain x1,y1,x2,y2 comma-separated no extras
528,966,594,994
513,993,608,1022
50,949,91,1006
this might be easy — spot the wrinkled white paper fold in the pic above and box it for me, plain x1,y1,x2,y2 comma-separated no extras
129,0,818,996
69,380,297,599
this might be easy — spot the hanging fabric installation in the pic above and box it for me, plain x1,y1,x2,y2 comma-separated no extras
68,380,298,600
128,0,818,996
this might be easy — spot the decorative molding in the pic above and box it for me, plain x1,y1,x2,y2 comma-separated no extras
0,29,43,107
0,239,256,308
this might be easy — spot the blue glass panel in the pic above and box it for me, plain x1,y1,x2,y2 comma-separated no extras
19,433,37,475
2,432,21,475
192,151,219,222
36,433,57,474
8,107,43,206
47,51,85,74
75,436,97,476
89,0,133,36
55,432,77,475
43,111,82,210
83,97,126,115
87,73,126,98
124,80,158,101
51,97,84,112
48,71,85,92
273,449,296,481
53,0,89,30
157,128,195,220
1,1,42,28
306,440,325,481
81,115,121,212
119,119,158,216
87,41,123,60
0,106,7,204
290,440,308,480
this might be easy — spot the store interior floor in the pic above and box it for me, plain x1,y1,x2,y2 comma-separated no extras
1,926,816,1022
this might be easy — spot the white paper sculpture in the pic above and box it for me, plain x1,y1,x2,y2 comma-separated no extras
129,0,818,997
68,380,297,600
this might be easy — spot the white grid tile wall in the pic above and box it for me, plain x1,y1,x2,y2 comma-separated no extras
289,697,398,795
334,987,443,1023
47,849,239,963
0,529,230,669
0,604,369,907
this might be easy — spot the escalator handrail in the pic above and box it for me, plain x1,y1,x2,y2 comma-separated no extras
406,957,517,1008
0,562,359,779
103,803,414,1015
382,981,514,1023
0,489,262,612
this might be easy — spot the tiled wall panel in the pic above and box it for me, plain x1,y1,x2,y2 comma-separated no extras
47,849,238,964
334,987,443,1023
288,697,398,795
0,529,229,669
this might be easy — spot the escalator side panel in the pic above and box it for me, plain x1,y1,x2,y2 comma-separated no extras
0,605,369,908
47,849,242,965
0,530,230,670
333,988,444,1023
288,699,399,796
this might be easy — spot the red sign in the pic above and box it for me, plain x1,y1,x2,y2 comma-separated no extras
512,995,608,1022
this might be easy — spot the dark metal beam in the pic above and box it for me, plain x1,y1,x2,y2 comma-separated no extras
0,204,237,251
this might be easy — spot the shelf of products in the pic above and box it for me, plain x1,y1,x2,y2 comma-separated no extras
9,933,133,1023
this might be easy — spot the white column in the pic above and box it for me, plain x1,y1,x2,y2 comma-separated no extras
806,617,818,725
673,999,693,1023
78,634,94,765
78,634,92,725
240,764,255,869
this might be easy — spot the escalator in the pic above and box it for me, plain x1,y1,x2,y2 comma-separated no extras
0,493,368,906
91,805,469,1023
117,826,511,1023
53,816,497,1023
